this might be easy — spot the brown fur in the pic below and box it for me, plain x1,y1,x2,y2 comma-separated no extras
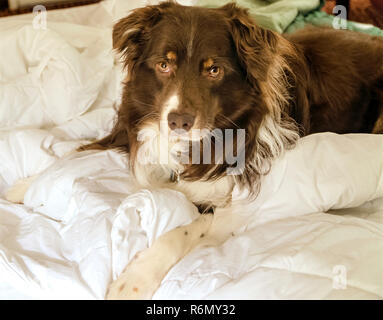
79,2,383,205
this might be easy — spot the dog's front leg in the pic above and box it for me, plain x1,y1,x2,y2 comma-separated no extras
106,213,213,300
5,175,38,204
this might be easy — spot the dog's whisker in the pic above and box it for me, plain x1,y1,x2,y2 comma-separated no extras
133,111,160,127
130,99,157,108
216,113,240,129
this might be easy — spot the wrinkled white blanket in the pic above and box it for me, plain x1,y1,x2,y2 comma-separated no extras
0,0,382,300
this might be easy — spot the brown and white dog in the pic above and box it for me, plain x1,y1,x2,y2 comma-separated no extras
6,1,383,299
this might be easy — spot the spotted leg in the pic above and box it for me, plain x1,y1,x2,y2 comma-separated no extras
106,213,213,300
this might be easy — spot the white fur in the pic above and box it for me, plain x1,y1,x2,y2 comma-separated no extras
161,94,180,122
175,177,234,208
106,213,213,299
253,115,299,174
134,121,235,207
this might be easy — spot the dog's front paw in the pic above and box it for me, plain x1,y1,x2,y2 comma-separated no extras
4,176,36,204
106,214,214,300
106,250,162,300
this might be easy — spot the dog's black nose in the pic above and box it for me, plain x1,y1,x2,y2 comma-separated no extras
167,112,195,132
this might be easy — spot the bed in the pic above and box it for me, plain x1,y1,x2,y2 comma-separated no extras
0,0,382,300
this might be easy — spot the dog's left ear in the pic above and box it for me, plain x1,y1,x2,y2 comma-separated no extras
112,3,170,78
219,3,299,118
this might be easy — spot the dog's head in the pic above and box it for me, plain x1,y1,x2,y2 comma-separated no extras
112,1,300,189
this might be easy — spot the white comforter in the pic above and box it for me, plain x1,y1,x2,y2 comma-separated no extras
0,0,382,300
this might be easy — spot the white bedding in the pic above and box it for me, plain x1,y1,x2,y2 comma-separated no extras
0,0,382,300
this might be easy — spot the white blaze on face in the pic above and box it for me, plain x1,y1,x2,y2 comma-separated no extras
161,94,180,122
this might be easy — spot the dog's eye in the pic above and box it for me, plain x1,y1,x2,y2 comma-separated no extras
208,66,220,78
157,62,171,73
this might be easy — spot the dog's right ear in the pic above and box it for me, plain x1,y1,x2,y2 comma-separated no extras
113,4,166,77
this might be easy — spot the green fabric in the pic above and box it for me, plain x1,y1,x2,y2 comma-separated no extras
195,0,320,33
195,0,383,36
286,10,383,36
